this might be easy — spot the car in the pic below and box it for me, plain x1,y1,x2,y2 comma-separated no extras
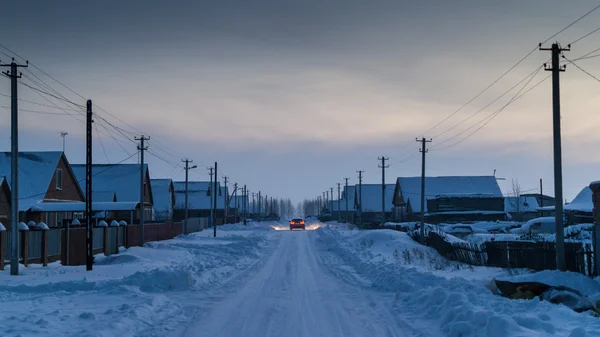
289,218,305,230
510,217,557,235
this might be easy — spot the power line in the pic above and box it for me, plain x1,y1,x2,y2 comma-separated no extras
562,55,600,84
94,122,110,163
430,63,549,140
432,65,543,149
0,105,75,116
543,3,600,45
569,26,600,46
433,72,550,151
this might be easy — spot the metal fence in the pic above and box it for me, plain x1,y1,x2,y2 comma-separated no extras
48,229,61,257
28,231,43,260
93,227,104,250
186,217,208,233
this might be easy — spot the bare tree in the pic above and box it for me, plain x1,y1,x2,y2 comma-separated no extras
507,179,525,222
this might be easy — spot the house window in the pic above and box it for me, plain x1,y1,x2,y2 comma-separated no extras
55,169,63,190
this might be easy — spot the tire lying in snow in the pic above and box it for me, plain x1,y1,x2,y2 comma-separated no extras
493,279,600,315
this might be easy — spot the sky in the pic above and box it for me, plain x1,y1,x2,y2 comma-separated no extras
0,0,600,203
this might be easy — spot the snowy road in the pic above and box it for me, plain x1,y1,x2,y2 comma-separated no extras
185,230,428,337
2,222,600,337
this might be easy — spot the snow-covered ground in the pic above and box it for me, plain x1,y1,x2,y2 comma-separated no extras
1,221,599,336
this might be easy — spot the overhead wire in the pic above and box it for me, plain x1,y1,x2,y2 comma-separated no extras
94,122,110,163
433,69,550,151
562,55,600,84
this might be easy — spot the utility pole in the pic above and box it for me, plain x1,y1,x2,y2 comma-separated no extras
60,132,68,153
208,167,213,227
378,156,389,223
258,191,262,217
223,176,229,224
417,138,432,242
540,178,544,208
213,162,218,237
182,159,196,234
252,192,256,216
233,182,238,222
540,42,569,271
344,177,350,219
135,135,150,246
1,58,28,276
243,185,248,225
357,170,364,226
337,183,341,222
85,101,93,271
330,187,334,213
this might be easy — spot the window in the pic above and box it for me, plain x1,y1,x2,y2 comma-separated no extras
73,212,84,220
55,169,63,190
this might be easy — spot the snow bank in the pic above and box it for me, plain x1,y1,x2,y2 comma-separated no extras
0,222,277,337
315,227,600,337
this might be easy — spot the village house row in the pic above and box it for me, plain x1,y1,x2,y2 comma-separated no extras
0,151,249,230
0,151,595,230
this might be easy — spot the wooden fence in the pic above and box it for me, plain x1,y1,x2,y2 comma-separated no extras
1,218,203,268
410,230,595,276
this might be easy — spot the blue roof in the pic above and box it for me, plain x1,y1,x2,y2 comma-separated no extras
396,176,502,213
173,181,219,192
174,187,228,210
71,164,151,204
0,152,66,210
151,179,173,215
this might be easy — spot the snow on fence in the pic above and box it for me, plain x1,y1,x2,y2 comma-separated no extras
410,230,595,276
2,220,189,267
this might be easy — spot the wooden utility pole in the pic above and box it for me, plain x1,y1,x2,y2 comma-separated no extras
417,138,432,242
182,159,196,234
223,176,229,224
208,167,213,227
243,185,247,225
357,170,364,226
540,178,544,208
344,177,350,220
85,101,93,270
540,42,569,271
337,183,341,222
378,156,389,223
1,58,28,275
135,135,150,247
213,162,218,237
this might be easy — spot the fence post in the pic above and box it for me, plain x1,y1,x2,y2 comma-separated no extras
19,222,29,267
119,221,127,250
98,220,108,255
0,223,5,270
37,222,49,267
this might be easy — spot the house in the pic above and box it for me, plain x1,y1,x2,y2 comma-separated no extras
0,177,11,226
535,186,594,224
151,179,175,221
392,176,504,223
0,151,86,228
564,186,593,224
172,181,226,222
337,185,356,221
353,184,396,224
71,164,153,223
504,196,540,222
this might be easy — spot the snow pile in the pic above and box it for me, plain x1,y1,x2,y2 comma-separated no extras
0,222,276,337
315,227,600,337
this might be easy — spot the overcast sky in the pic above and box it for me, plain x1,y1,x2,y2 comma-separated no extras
1,0,600,203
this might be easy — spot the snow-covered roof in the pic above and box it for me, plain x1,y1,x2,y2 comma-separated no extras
564,186,593,213
504,196,540,213
0,152,64,210
71,164,150,204
173,181,220,192
174,188,227,210
150,179,173,214
396,176,502,213
355,184,395,212
29,201,142,212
